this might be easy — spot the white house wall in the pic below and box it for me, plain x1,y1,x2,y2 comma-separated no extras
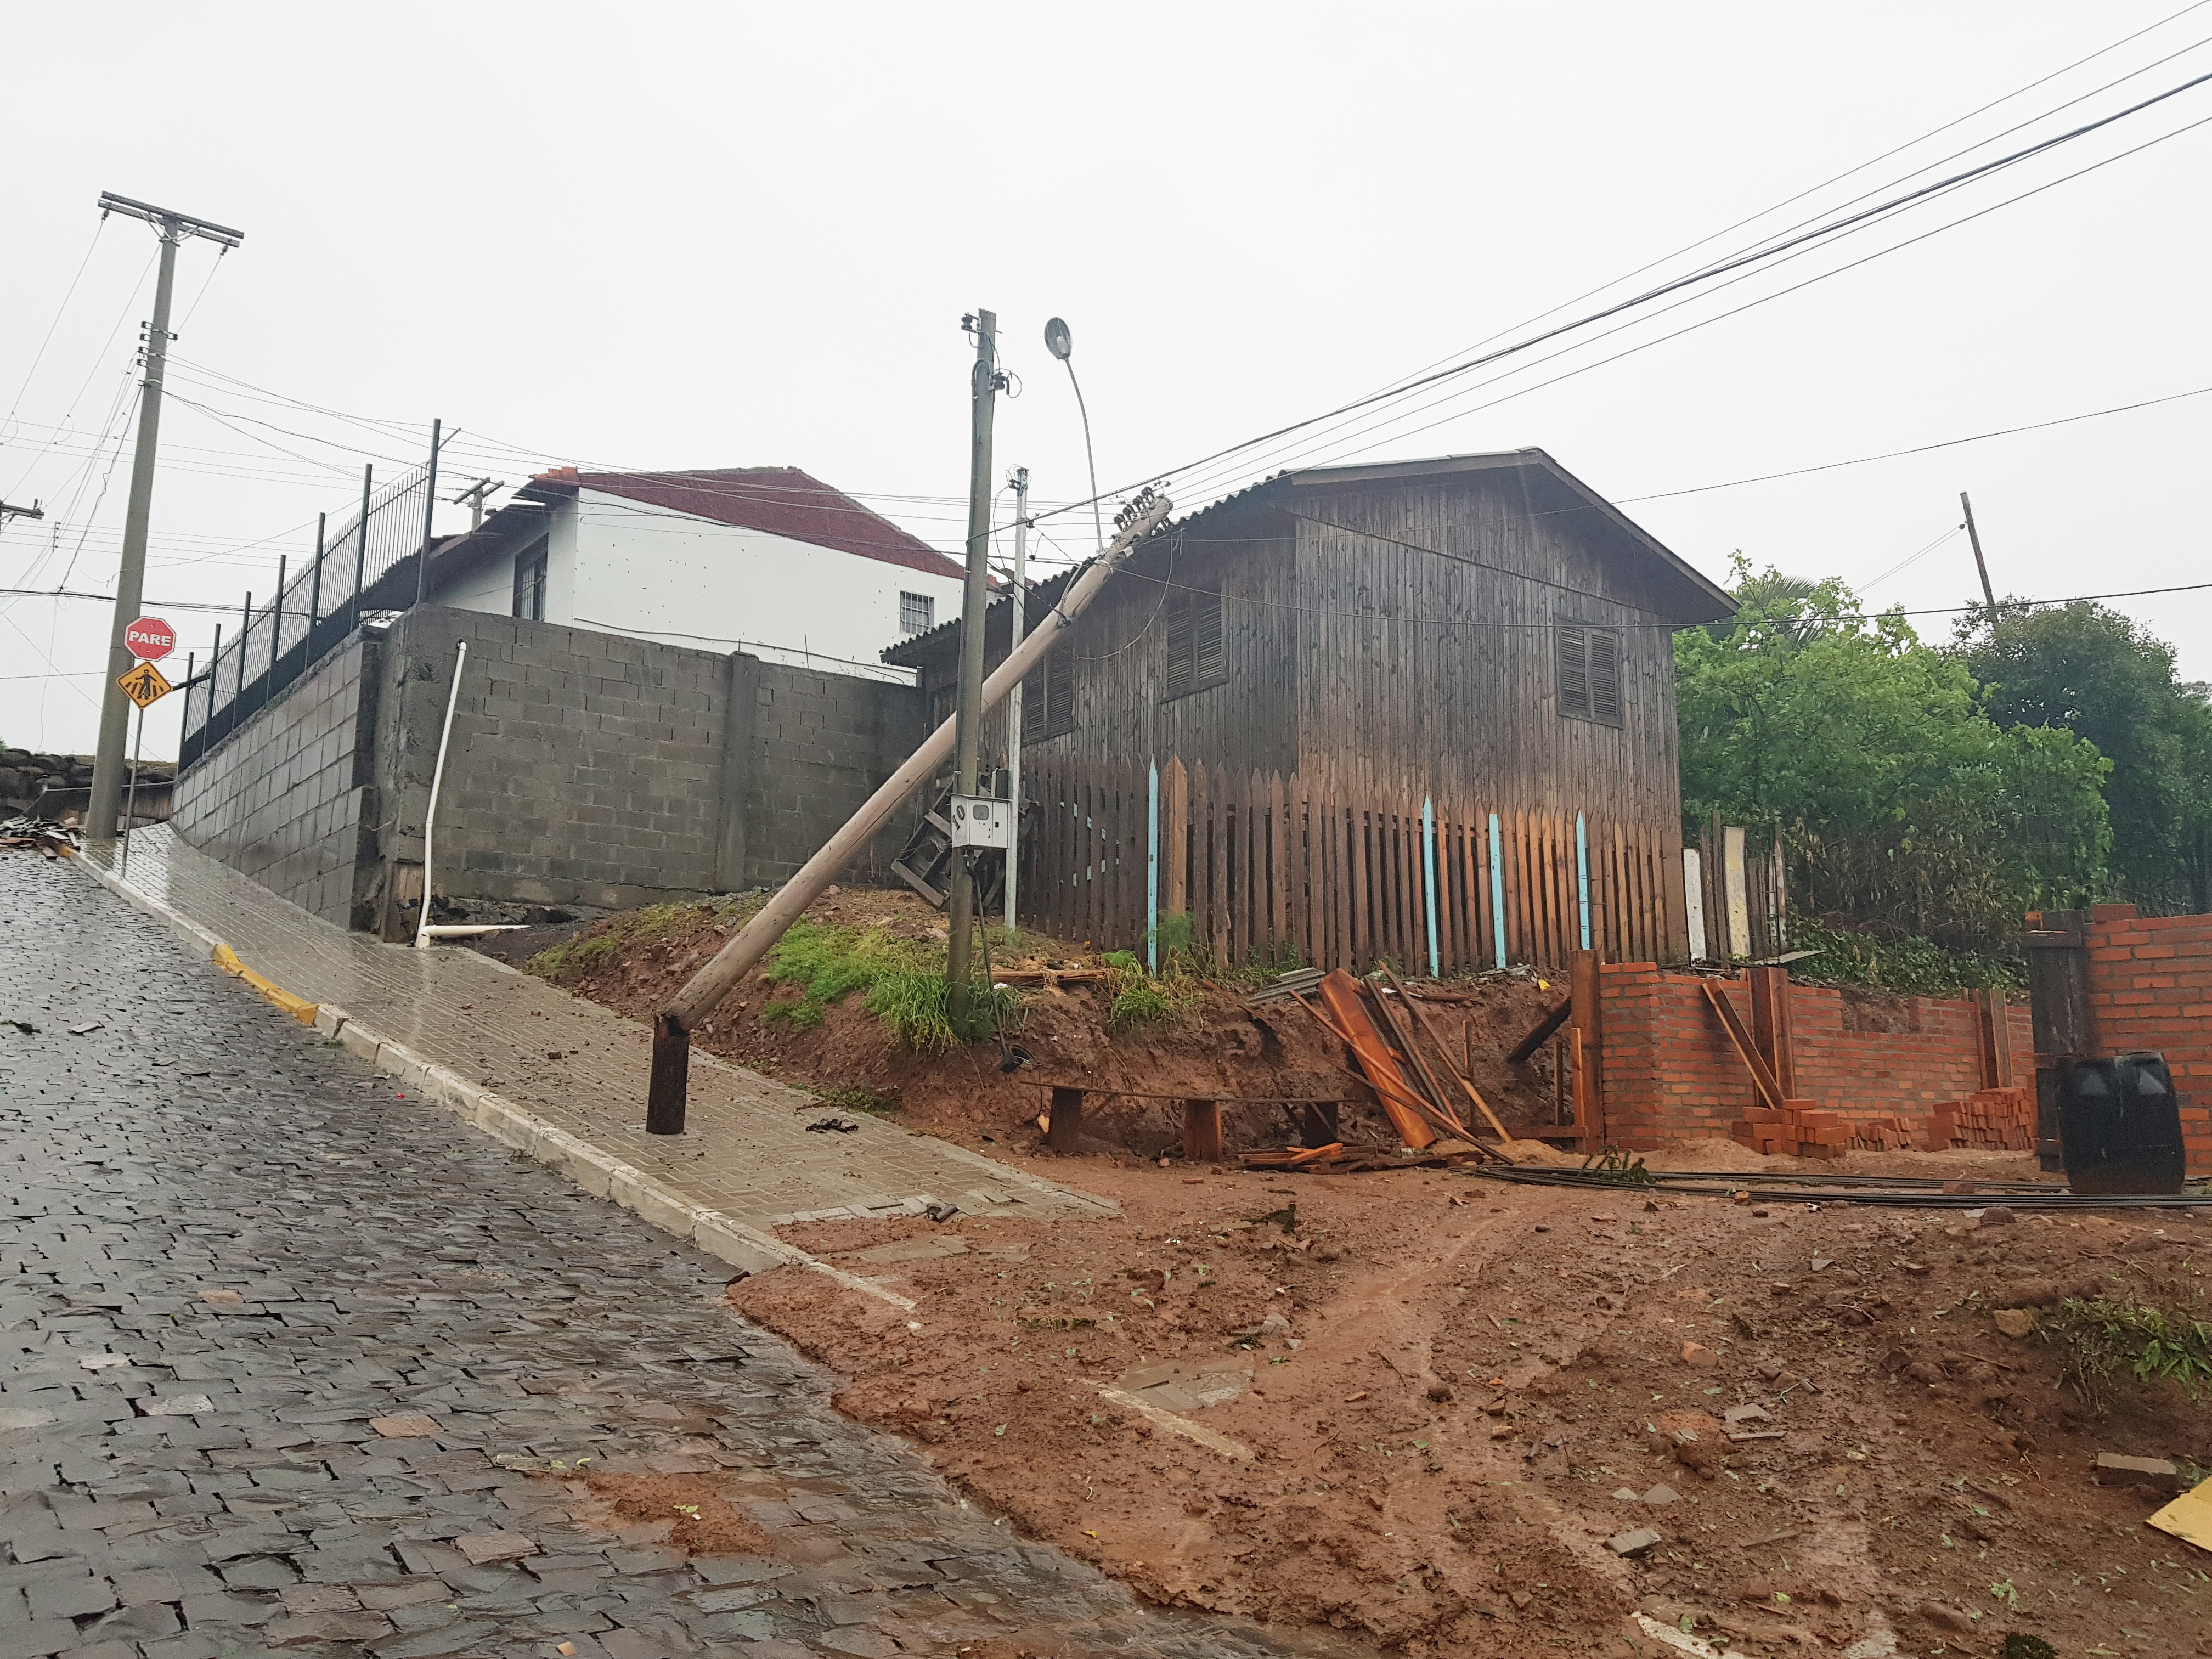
563,490,963,684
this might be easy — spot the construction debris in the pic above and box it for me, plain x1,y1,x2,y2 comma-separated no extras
0,816,83,857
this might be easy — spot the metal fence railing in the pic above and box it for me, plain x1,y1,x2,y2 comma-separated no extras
179,463,434,771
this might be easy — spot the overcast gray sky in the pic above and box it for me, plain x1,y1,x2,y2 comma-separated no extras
5,0,2208,761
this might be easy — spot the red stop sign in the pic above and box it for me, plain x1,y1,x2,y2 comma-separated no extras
125,617,176,661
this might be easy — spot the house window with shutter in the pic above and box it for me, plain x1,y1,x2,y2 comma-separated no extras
1163,588,1226,700
1556,623,1623,725
1020,645,1077,743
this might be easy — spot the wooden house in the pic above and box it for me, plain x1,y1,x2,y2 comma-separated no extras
882,449,1733,972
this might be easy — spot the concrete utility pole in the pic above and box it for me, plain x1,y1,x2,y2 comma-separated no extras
450,478,504,531
86,193,242,840
1960,490,1999,634
946,310,1001,1026
1005,465,1028,933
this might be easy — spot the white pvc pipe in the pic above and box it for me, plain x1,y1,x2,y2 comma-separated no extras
414,639,468,949
420,923,529,938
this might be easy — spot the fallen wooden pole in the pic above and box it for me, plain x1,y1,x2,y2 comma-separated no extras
645,490,1175,1133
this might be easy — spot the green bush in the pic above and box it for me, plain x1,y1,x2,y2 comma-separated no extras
1103,946,1200,1029
1785,916,2023,998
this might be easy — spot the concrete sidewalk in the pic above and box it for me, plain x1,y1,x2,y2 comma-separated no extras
74,827,1111,1289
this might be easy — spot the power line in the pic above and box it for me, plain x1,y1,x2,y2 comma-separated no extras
1052,65,2212,525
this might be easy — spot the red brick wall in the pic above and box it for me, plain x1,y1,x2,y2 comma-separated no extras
2083,905,2212,1177
1597,963,2032,1150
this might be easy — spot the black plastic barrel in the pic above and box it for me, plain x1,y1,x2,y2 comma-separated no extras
2058,1052,2186,1195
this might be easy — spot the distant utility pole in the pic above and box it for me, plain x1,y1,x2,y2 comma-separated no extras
1960,490,1999,634
86,192,242,840
450,478,504,531
946,310,1002,1025
1005,465,1029,933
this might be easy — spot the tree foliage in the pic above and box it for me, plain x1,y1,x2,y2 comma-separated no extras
1956,601,2212,916
1676,560,2110,946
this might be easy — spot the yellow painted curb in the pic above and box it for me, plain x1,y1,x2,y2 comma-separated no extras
210,941,320,1025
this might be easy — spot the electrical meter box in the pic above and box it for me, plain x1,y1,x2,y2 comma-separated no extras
949,794,1013,850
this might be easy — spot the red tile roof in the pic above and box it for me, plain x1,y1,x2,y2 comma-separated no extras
532,466,964,580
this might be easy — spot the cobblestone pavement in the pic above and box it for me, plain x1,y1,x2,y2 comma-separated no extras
74,828,1107,1233
0,856,1331,1659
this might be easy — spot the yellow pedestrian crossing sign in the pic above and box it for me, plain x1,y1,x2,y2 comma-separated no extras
117,661,172,709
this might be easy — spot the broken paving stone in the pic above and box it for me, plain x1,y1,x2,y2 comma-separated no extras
1509,1590,1534,1610
0,1406,57,1431
1722,1404,1771,1425
198,1288,245,1305
1642,1484,1683,1505
1607,1527,1663,1558
1992,1308,2036,1338
454,1531,538,1565
1613,1487,1642,1502
138,1394,214,1416
369,1414,441,1438
2092,1453,2181,1494
1980,1205,2018,1226
78,1352,129,1369
1680,1342,1720,1369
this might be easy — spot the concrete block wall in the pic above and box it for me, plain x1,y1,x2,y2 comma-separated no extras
745,662,925,887
2083,904,2212,1176
1598,962,2030,1149
168,635,379,927
174,606,930,932
373,610,731,912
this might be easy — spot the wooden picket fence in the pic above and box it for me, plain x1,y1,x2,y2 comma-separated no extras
1015,753,1678,971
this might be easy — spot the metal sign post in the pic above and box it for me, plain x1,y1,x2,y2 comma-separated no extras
114,616,176,881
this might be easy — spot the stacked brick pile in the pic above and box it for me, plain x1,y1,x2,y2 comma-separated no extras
1923,1087,2035,1151
1731,1101,1850,1159
1847,1114,1923,1152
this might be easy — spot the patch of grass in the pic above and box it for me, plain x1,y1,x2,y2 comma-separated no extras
2035,1295,2212,1410
527,933,621,979
1102,947,1201,1029
761,921,1009,1053
1786,915,2025,997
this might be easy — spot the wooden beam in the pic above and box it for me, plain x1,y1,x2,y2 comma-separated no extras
1570,949,1606,1152
1701,980,1786,1113
1047,1086,1086,1153
1747,966,1797,1099
1182,1099,1225,1163
1506,997,1572,1064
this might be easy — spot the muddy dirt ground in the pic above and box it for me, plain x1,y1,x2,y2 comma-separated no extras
478,898,2212,1658
472,889,1570,1154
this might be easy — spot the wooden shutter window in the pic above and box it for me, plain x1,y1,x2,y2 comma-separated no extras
1163,590,1223,699
1021,665,1045,738
1194,591,1224,684
1590,628,1622,723
1556,624,1590,719
1164,595,1194,696
1046,645,1075,736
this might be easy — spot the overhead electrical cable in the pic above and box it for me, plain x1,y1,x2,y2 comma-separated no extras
1039,64,2212,528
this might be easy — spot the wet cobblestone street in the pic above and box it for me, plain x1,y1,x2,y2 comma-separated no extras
0,856,1319,1659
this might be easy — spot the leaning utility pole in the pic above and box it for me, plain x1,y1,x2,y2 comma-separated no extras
644,488,1172,1133
86,193,242,839
1004,465,1028,933
1960,490,1999,634
946,310,1002,1025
